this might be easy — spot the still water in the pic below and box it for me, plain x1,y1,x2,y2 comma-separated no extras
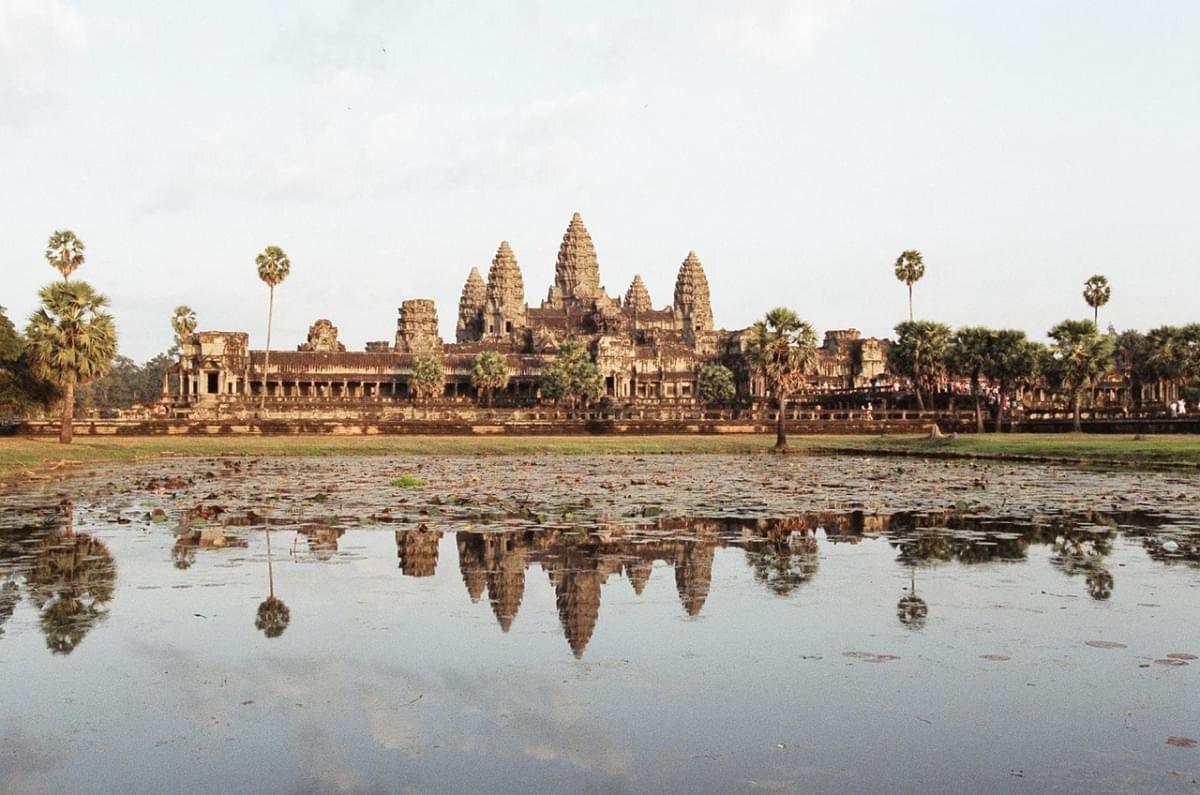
1,454,1198,794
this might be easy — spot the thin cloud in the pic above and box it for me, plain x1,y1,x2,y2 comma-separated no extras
699,0,848,64
0,0,87,127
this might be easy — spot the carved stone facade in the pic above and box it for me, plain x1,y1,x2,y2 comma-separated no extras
394,299,443,354
167,212,893,417
298,319,346,353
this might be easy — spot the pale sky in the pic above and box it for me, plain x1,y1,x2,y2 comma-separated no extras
2,0,1197,361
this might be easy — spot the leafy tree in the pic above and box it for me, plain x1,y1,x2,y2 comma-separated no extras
1082,274,1111,327
410,354,445,402
539,340,603,411
893,249,925,322
0,306,57,419
984,329,1040,432
947,326,993,432
1112,329,1151,410
45,230,85,281
171,305,197,347
73,349,177,411
744,307,818,452
1044,319,1114,431
25,281,118,443
697,363,736,404
887,320,952,412
471,350,509,405
1135,325,1200,408
255,246,290,409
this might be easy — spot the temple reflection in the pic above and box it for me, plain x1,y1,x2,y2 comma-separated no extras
396,525,442,577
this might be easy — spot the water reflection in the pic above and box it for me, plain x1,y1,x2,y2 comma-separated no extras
5,496,1200,660
255,525,289,639
0,501,118,654
897,570,928,630
396,525,443,577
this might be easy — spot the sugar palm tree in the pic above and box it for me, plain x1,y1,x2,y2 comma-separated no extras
744,307,818,452
1082,275,1111,327
893,250,925,322
255,246,290,410
888,320,952,412
170,305,197,348
1044,319,1114,432
45,230,85,281
25,281,118,443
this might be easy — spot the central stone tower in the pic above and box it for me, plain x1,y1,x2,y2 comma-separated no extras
543,212,607,310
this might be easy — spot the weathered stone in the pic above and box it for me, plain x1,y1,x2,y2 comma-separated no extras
484,241,526,338
298,319,346,352
395,299,443,354
545,212,605,309
674,251,713,342
456,266,486,343
169,209,897,419
624,274,652,313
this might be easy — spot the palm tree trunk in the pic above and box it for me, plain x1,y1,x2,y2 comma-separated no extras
1093,306,1099,327
775,394,788,452
260,286,274,411
59,381,74,444
265,526,275,599
1072,393,1082,432
994,382,1005,433
972,381,983,434
914,386,925,412
908,284,914,322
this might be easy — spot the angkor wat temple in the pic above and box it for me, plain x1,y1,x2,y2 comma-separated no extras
167,213,887,419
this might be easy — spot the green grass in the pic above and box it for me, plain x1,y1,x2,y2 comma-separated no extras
389,474,427,489
2,432,1200,478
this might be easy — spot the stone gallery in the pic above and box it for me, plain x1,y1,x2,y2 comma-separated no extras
167,214,886,418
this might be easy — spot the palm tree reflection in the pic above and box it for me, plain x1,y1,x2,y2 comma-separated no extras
897,569,928,630
255,525,289,638
26,503,117,654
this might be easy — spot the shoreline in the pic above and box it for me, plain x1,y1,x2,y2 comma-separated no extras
4,433,1200,482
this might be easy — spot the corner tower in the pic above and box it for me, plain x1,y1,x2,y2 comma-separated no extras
673,250,713,344
456,266,486,342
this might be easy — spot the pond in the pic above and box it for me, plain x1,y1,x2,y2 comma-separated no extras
1,454,1198,794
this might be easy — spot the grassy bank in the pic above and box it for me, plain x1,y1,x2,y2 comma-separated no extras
3,432,1200,477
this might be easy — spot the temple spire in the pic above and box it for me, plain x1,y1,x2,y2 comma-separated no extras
624,274,652,313
545,212,602,308
484,241,526,338
456,266,486,342
673,250,713,343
